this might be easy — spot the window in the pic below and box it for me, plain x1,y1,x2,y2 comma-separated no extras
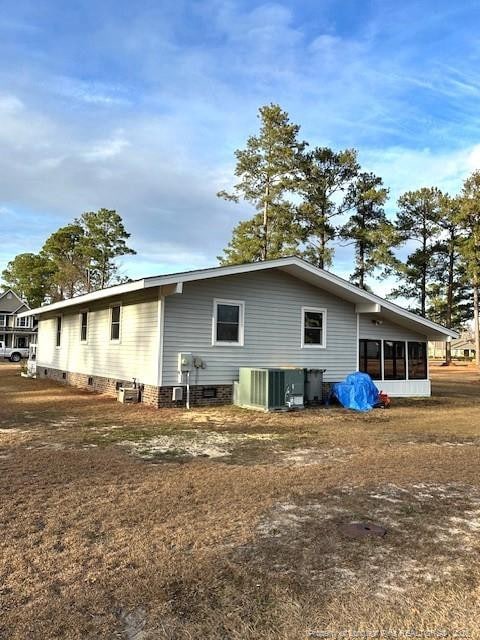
302,307,326,348
384,340,406,380
110,305,121,341
16,316,30,328
80,311,88,342
359,339,382,380
213,299,244,345
56,316,62,348
408,341,427,380
0,315,5,327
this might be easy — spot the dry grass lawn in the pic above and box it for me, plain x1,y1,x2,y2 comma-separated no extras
1,363,480,639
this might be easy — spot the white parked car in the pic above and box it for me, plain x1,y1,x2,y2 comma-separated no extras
0,341,29,362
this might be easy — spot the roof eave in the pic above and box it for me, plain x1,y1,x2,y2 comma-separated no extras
16,256,458,340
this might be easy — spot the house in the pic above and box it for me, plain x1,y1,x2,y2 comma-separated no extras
0,289,37,349
429,334,476,361
18,257,457,407
451,339,476,360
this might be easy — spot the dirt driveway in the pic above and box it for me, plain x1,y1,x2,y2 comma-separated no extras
1,363,480,639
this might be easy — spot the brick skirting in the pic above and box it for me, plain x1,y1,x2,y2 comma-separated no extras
37,366,233,408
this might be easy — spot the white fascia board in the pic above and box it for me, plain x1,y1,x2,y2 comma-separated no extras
18,279,148,317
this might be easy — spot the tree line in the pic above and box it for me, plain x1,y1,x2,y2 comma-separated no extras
2,209,135,308
218,104,480,362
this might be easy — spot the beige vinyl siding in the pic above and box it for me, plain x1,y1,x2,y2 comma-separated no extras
359,315,427,341
162,269,357,385
36,290,160,386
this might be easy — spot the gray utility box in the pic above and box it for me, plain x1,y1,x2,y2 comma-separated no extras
117,387,140,404
234,367,305,411
304,369,325,405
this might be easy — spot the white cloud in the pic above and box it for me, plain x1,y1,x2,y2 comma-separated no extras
0,94,23,112
82,132,130,162
363,144,480,206
52,76,131,106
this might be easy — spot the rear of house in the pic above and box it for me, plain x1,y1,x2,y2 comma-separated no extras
20,257,457,408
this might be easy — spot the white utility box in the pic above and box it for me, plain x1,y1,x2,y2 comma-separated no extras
172,386,184,401
118,387,140,404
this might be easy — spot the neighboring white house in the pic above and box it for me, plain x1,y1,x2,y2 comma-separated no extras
0,289,37,349
429,334,476,361
19,257,457,407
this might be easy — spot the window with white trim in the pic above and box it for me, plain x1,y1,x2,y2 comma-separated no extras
0,315,5,327
301,307,326,348
213,299,244,345
110,305,121,341
80,311,88,342
16,316,30,328
56,316,62,348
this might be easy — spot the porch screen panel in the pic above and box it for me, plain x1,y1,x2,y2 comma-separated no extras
408,341,427,379
359,339,382,379
384,341,406,380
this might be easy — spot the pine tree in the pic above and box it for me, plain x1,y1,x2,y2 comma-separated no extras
218,104,305,264
457,171,480,366
42,223,88,300
427,194,472,362
389,187,443,316
78,209,136,289
296,147,359,269
339,172,394,289
2,210,136,304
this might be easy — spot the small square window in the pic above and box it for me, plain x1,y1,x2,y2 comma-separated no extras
202,387,217,398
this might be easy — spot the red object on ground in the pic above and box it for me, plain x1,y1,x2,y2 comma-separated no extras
378,391,391,408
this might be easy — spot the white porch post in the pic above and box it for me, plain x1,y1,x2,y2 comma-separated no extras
405,340,409,380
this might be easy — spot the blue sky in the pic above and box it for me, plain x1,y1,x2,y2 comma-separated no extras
1,0,480,294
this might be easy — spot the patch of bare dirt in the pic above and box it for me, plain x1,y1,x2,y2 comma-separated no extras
119,430,286,459
237,482,480,602
276,446,353,466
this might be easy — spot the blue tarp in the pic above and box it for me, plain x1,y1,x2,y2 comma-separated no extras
330,372,380,412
